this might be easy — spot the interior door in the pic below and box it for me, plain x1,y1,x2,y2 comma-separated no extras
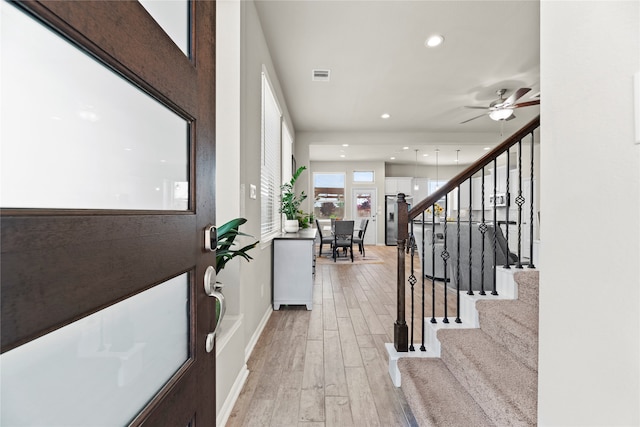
352,188,377,245
0,1,217,425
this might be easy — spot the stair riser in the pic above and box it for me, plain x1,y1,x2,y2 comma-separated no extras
513,271,539,306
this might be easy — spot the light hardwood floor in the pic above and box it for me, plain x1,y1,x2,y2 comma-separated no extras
226,244,457,426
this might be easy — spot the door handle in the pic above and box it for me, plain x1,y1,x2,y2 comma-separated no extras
204,266,225,353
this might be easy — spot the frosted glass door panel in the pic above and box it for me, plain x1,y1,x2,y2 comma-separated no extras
0,2,189,210
140,0,190,57
0,274,190,426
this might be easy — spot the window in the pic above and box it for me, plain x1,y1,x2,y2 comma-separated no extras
282,123,293,182
353,171,374,182
313,173,345,220
260,70,282,242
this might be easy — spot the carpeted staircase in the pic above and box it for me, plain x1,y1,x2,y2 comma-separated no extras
398,270,539,426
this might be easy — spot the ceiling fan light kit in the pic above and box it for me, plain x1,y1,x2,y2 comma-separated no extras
489,108,514,121
461,87,539,124
425,34,444,47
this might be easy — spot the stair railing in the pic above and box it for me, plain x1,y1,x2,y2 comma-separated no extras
394,116,540,352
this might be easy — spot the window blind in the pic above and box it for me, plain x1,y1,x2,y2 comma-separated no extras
260,72,282,242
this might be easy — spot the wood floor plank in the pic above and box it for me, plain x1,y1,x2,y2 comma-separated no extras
333,290,350,318
313,284,323,305
323,330,349,397
307,303,324,341
348,307,370,336
322,265,334,300
241,398,276,426
342,286,359,309
356,333,375,348
337,317,363,368
361,347,409,427
358,300,387,335
284,310,311,372
271,370,304,427
345,366,381,426
325,396,354,427
323,297,338,331
300,339,325,423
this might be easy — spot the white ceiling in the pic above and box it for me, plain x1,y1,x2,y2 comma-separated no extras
254,0,540,166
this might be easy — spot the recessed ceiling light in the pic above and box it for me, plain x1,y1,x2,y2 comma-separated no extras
423,153,429,157
390,156,396,160
484,147,491,151
340,154,345,158
342,144,349,147
425,34,444,48
403,146,409,150
381,113,391,119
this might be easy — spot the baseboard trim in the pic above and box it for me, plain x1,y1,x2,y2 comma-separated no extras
216,364,249,427
245,305,272,362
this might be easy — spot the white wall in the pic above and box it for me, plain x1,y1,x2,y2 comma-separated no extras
214,0,296,417
538,2,639,425
239,0,294,345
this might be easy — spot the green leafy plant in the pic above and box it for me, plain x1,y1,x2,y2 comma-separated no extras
216,217,259,274
279,165,307,220
296,210,313,229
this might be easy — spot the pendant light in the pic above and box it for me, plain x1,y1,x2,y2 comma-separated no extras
414,149,419,191
435,148,440,189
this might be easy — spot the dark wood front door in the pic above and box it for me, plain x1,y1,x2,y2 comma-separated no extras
1,1,216,425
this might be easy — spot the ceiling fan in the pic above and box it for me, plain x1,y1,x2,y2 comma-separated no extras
460,88,540,124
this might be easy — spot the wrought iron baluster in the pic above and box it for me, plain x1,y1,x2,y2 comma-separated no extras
441,197,450,324
504,147,511,269
468,176,475,296
516,139,524,269
456,185,461,324
420,211,427,351
529,131,536,268
492,159,498,295
409,223,416,351
430,206,437,324
479,167,487,296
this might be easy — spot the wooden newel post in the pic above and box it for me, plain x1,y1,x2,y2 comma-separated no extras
394,193,409,352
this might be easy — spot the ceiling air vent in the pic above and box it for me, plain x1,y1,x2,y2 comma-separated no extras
312,69,331,82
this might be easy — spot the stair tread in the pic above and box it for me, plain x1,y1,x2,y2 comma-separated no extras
438,328,537,426
398,358,494,427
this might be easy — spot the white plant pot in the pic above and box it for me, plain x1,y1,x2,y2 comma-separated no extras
284,219,299,233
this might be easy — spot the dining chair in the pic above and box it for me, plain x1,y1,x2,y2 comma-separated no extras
352,219,369,257
332,220,354,262
315,219,334,256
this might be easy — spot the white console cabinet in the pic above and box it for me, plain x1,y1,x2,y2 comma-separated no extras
272,229,317,310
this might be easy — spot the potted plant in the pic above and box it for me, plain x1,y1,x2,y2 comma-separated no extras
279,165,307,233
216,217,259,274
296,209,313,229
214,217,259,323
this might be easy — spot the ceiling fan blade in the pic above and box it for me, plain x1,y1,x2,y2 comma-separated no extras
512,99,540,108
460,113,488,124
502,87,531,107
464,106,491,110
